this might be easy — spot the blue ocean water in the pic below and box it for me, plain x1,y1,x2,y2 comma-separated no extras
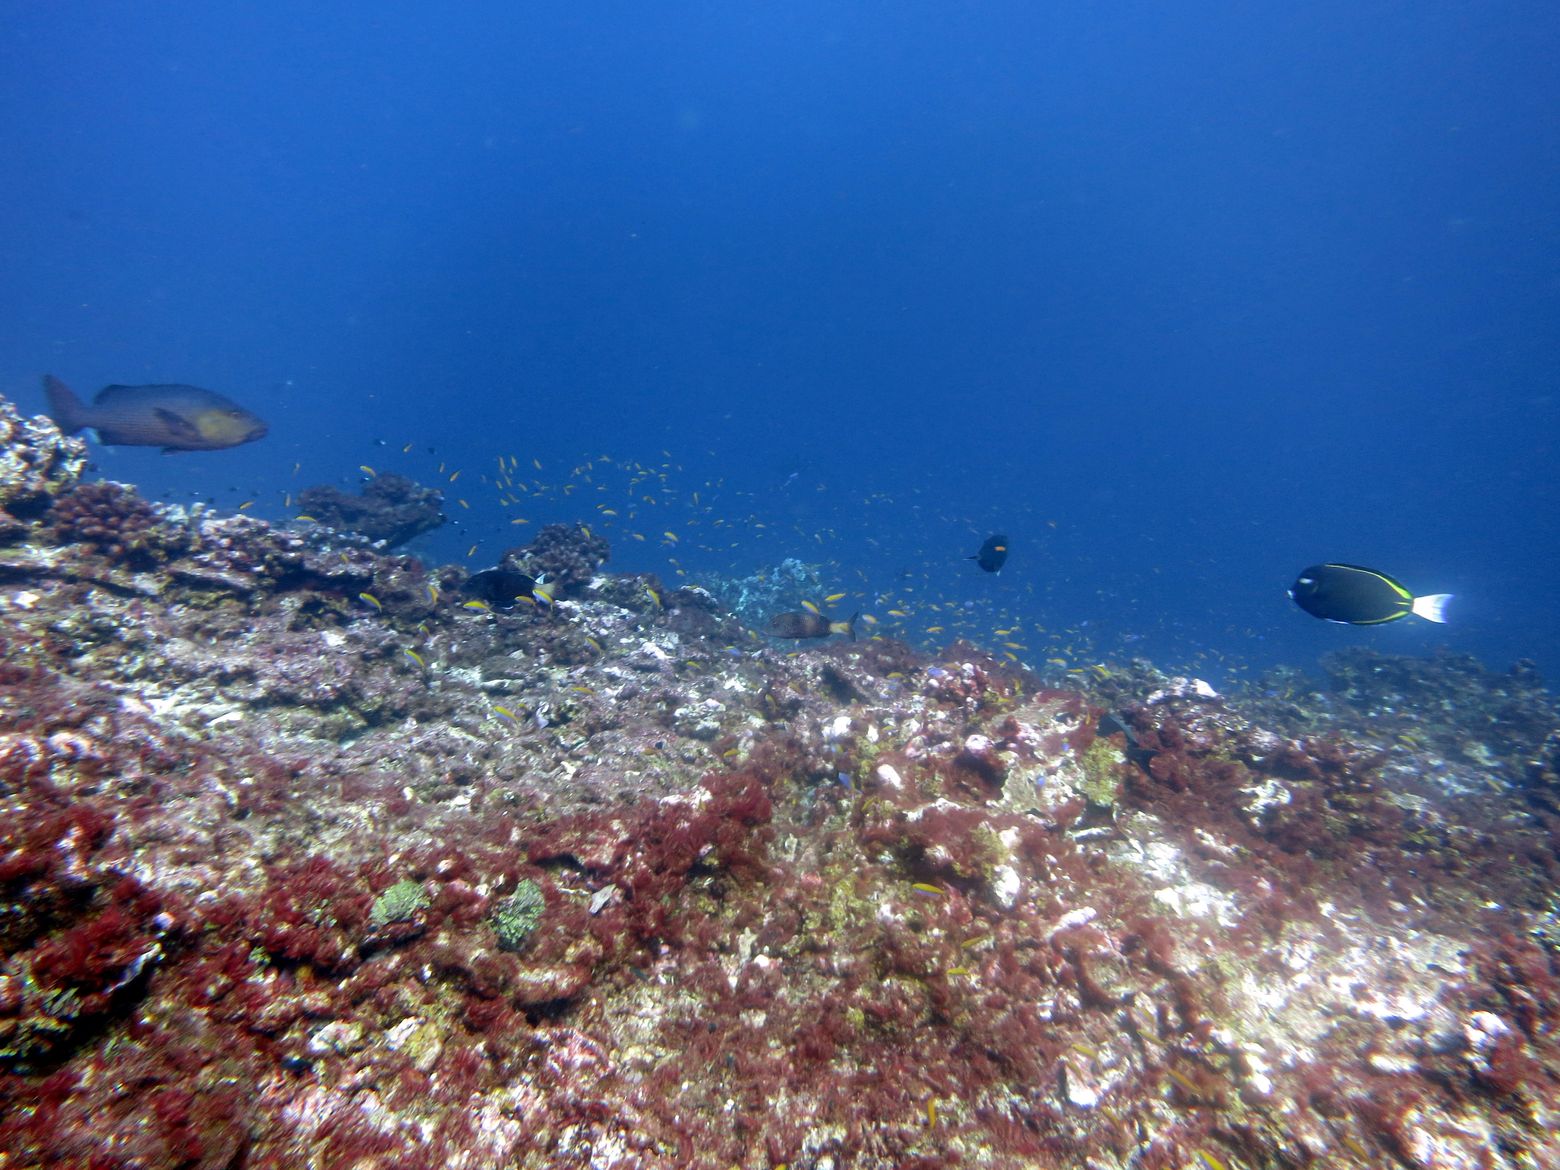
2,3,1556,685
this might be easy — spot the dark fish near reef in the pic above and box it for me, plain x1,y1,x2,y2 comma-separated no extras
1097,711,1158,775
463,567,537,610
1289,563,1452,626
44,375,268,452
969,534,1009,573
767,610,858,641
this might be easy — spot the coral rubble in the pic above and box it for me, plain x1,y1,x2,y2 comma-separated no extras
0,393,1557,1169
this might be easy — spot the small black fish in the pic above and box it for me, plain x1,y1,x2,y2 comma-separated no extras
44,375,268,452
1289,564,1451,626
767,610,857,641
1096,711,1158,775
969,534,1008,573
463,567,537,610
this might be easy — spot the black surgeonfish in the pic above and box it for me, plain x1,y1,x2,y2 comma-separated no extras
44,375,268,452
767,611,858,641
463,567,537,610
970,534,1008,573
1096,711,1158,775
1289,564,1452,625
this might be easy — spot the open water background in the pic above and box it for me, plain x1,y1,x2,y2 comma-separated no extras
3,2,1557,684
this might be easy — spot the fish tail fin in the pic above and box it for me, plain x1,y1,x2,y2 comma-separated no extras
1411,593,1453,624
42,374,86,434
832,612,859,642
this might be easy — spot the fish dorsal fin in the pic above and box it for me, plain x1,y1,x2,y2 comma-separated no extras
154,407,201,440
93,384,150,405
95,383,204,404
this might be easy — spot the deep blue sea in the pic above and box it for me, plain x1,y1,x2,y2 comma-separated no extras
3,3,1557,687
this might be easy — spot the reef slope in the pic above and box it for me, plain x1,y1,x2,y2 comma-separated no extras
1,394,1557,1170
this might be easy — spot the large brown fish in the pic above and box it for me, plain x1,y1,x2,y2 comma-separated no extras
766,610,857,641
44,374,268,452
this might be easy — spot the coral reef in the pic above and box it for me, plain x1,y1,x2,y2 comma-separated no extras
296,471,447,547
704,556,827,629
0,392,1557,1169
0,393,86,528
49,480,197,567
497,521,612,595
1319,647,1555,774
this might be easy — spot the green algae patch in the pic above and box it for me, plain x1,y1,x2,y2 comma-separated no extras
1078,737,1126,808
491,879,545,952
369,879,429,928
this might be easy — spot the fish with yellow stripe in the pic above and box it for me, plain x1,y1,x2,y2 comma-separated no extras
1289,563,1451,625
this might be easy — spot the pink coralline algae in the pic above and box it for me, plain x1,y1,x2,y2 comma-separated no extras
0,391,1558,1169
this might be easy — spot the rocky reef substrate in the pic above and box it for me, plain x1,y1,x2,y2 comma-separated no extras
1,394,1558,1169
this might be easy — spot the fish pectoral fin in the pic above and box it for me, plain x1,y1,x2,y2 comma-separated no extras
154,407,202,440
